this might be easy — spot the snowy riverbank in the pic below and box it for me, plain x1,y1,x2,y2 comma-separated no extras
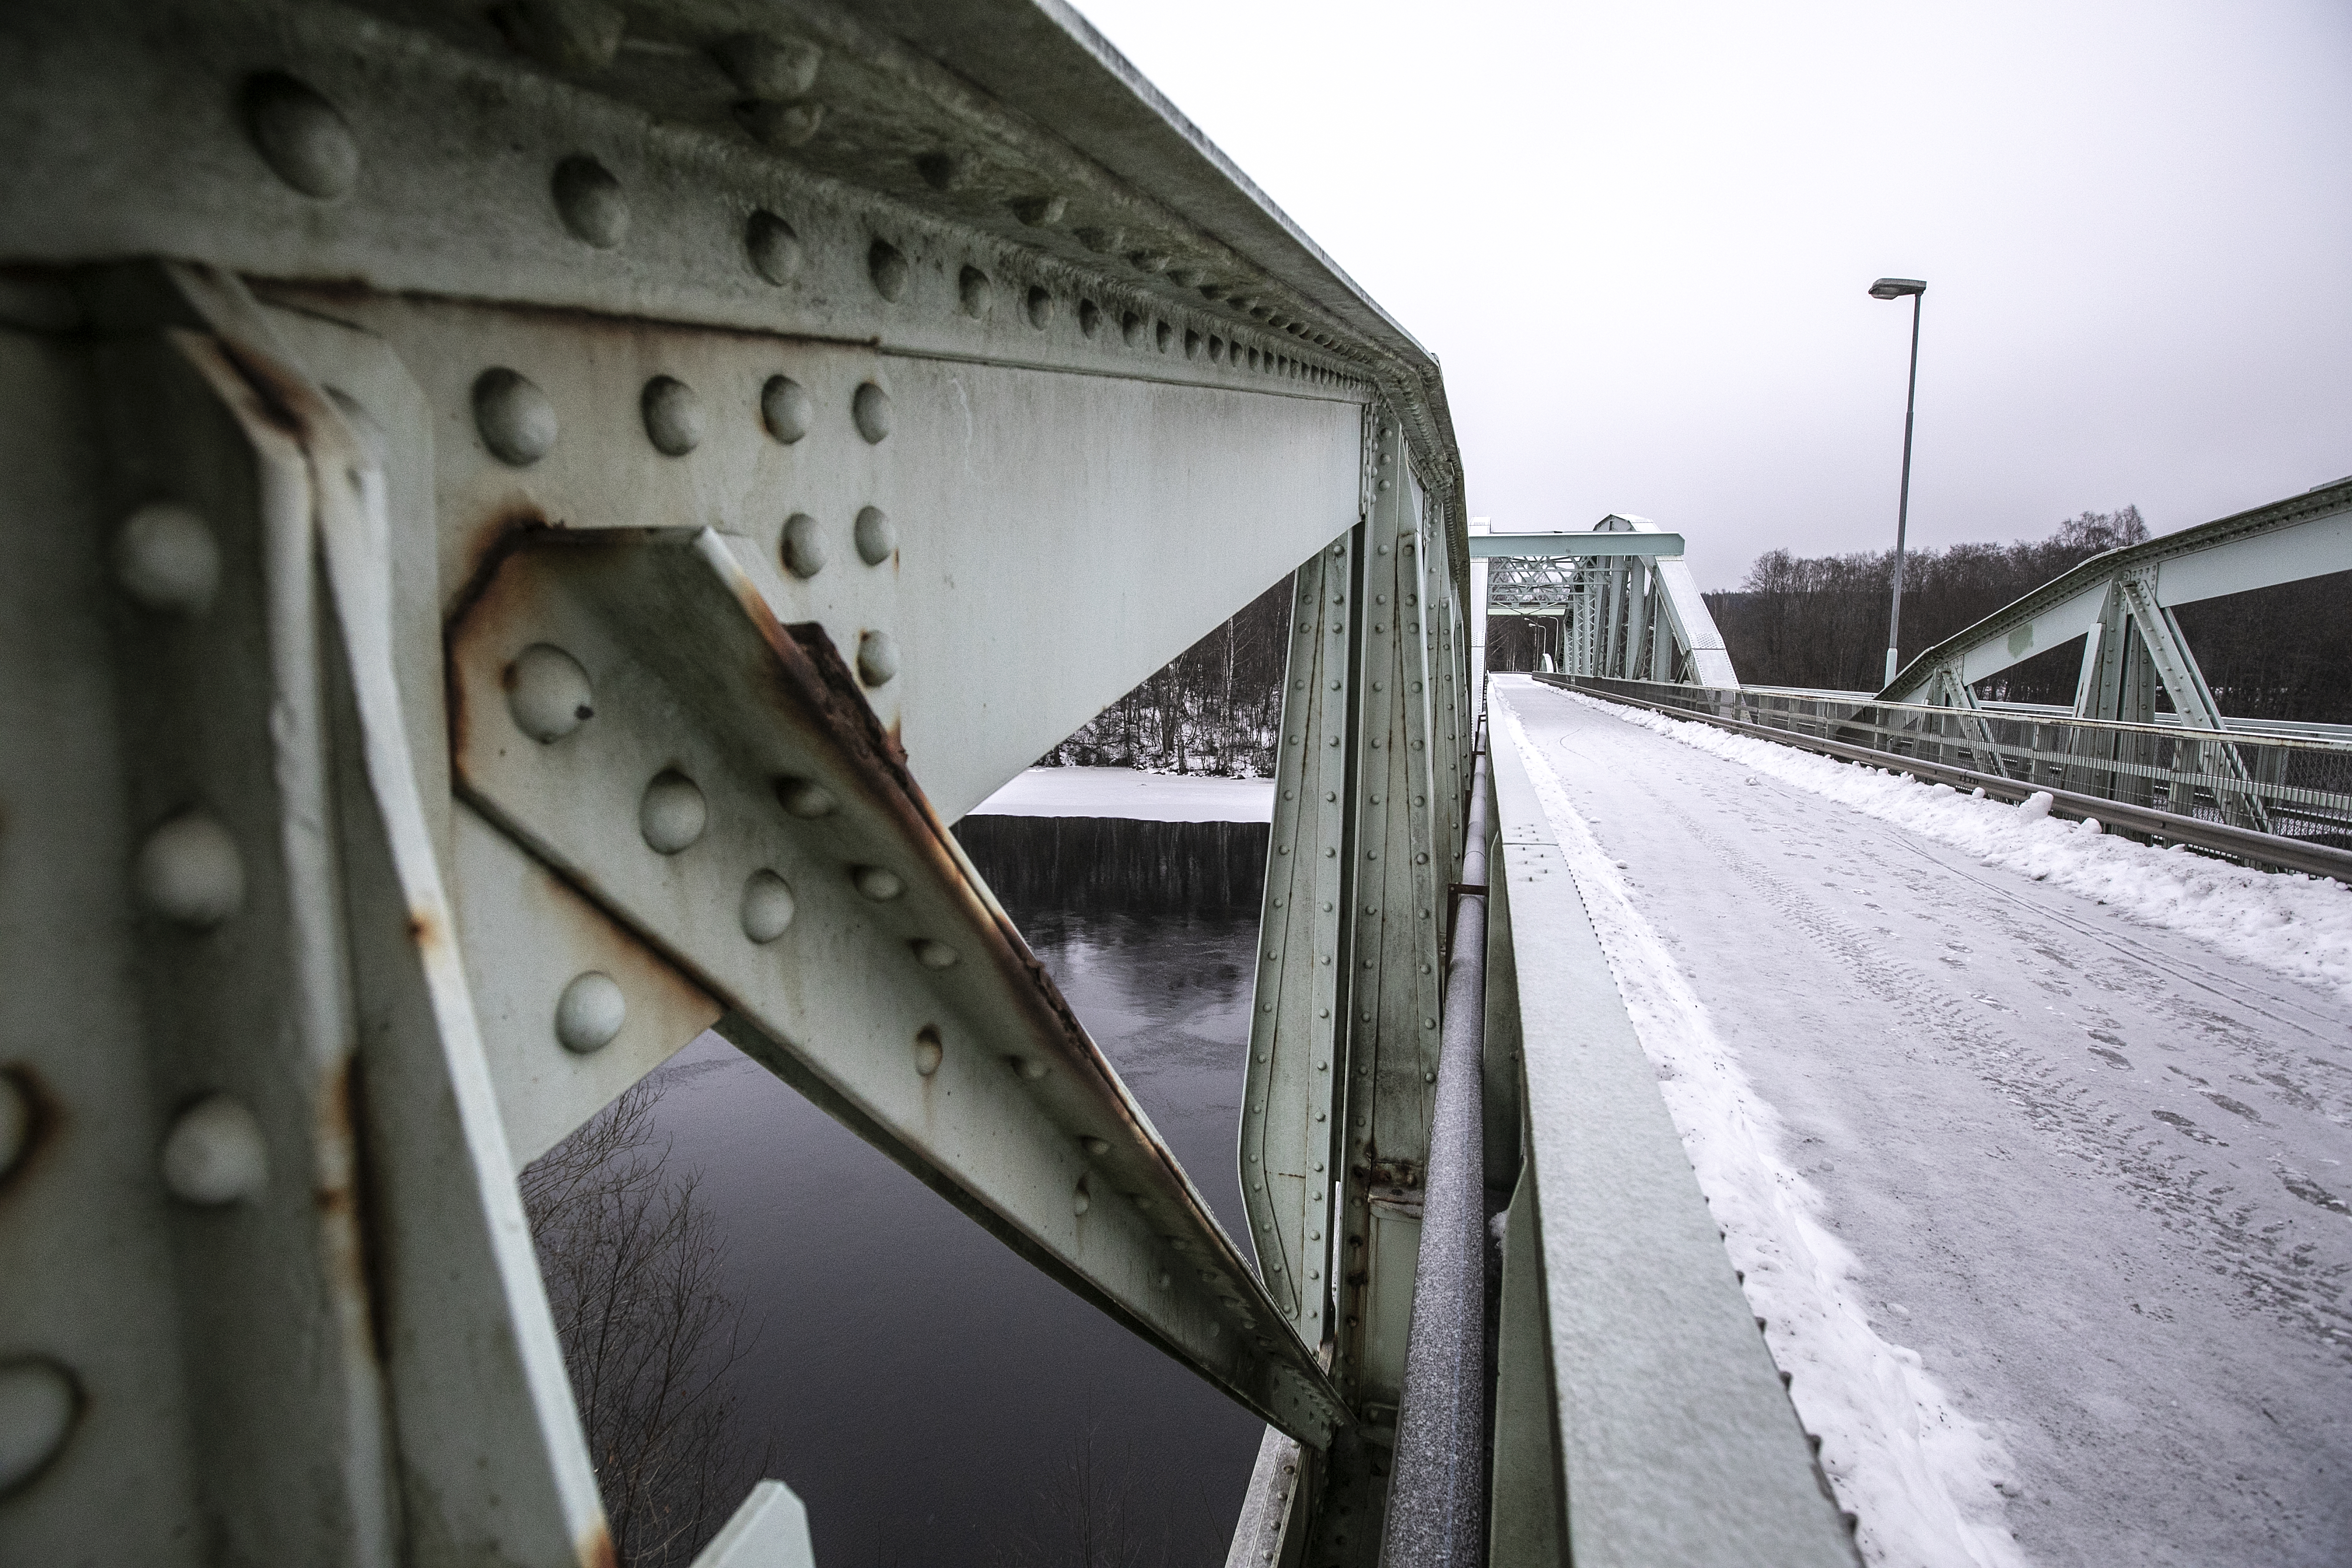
969,766,1274,823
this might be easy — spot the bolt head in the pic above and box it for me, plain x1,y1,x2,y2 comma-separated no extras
851,382,893,444
504,643,594,741
473,369,557,466
762,375,812,444
554,971,626,1053
867,240,909,301
639,770,707,854
552,154,627,247
160,1093,267,1205
740,870,796,943
853,506,897,566
856,629,899,687
745,210,803,285
853,866,904,901
0,1358,79,1497
779,512,827,579
112,503,219,614
640,376,703,455
775,777,837,818
244,72,357,199
136,815,244,929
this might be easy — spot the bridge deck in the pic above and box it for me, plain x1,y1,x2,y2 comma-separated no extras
1493,675,2352,1568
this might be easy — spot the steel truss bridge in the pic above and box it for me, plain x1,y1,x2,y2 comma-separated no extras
2,4,2345,1567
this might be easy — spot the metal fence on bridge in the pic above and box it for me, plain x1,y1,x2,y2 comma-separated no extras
1558,675,2352,853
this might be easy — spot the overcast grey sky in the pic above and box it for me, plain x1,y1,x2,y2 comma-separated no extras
1070,0,2352,589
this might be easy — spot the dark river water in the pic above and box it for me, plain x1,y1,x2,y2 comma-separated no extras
637,816,1270,1567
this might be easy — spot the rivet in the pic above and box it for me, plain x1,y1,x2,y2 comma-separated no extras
856,630,899,687
1424,1069,1437,1083
775,512,829,579
160,1093,267,1205
555,971,626,1053
914,1027,944,1077
640,376,703,455
1013,1057,1049,1081
136,815,244,929
712,33,822,98
912,938,959,970
1424,1016,1437,1029
1025,286,1053,329
552,155,627,248
639,770,707,854
740,870,796,943
243,72,358,200
737,101,826,147
1155,1271,1172,1290
868,240,909,301
854,506,897,566
959,265,992,317
112,503,220,613
1078,299,1102,337
473,368,557,466
1082,1136,1110,1156
0,1358,80,1496
761,375,812,444
776,777,837,818
853,866,904,901
1010,194,1066,226
746,210,803,283
1073,1182,1091,1216
504,643,594,741
852,382,893,444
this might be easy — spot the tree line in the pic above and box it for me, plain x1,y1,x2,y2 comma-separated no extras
1038,576,1295,774
1701,506,2352,721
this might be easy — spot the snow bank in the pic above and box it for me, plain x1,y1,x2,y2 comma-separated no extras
967,766,1274,823
1545,684,2352,1005
1495,691,2033,1568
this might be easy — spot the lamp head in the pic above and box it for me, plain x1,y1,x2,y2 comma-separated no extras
1869,277,1926,300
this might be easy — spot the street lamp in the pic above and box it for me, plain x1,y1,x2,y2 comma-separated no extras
1869,276,1926,689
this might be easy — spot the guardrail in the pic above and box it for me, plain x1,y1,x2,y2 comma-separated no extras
1547,676,2352,883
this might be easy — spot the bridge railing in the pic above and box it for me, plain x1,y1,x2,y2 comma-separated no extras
1554,675,2352,865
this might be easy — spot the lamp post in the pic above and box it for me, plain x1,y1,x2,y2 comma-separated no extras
1870,276,1926,689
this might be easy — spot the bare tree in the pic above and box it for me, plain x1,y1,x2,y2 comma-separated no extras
521,1077,766,1567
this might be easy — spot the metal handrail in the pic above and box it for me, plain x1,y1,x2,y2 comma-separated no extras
1544,676,2352,885
1379,719,1493,1568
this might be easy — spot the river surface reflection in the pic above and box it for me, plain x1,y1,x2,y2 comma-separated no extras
644,826,1266,1567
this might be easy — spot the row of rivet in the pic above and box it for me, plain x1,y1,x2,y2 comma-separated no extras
238,67,1354,397
473,368,889,466
476,377,901,678
0,503,305,1494
503,642,954,1058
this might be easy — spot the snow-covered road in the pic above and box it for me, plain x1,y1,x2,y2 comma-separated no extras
1494,677,2352,1568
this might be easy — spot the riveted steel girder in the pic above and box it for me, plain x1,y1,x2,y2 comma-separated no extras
1,0,1476,1560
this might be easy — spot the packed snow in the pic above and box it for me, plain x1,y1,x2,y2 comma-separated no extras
1492,675,2352,1568
1553,685,2352,1005
968,766,1274,823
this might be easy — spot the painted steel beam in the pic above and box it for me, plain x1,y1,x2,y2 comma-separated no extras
0,0,1480,1560
1889,480,2352,702
1471,533,1688,559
